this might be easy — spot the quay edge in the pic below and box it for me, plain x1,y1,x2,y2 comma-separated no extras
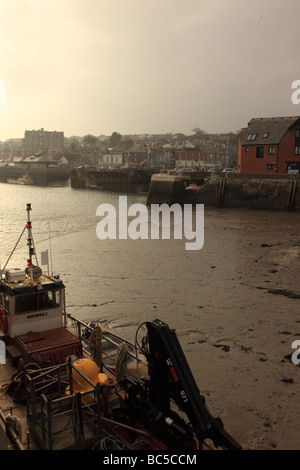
0,166,70,186
147,172,300,211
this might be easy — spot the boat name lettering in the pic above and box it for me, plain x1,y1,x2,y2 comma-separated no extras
27,312,48,319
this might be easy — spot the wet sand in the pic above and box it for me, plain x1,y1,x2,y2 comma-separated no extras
50,206,300,450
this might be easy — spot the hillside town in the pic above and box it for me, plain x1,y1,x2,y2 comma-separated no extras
0,127,239,172
1,116,300,175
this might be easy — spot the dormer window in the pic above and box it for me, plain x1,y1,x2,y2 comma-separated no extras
246,133,257,141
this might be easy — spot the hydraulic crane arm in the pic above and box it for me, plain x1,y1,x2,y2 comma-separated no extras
142,319,241,450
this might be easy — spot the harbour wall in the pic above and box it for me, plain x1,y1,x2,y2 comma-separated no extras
147,173,300,211
70,168,300,211
71,168,160,193
0,166,70,186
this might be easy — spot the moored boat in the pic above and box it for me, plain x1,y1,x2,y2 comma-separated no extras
6,174,34,185
0,204,241,451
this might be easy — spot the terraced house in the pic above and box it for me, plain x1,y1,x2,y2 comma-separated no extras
238,116,300,174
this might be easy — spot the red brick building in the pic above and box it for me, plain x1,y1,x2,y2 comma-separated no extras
175,140,204,168
238,117,300,174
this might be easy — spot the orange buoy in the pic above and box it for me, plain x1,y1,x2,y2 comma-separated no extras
65,358,109,403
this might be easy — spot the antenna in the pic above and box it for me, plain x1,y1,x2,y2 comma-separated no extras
48,221,54,276
1,203,40,281
26,203,34,284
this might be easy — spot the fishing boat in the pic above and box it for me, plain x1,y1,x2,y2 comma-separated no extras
6,174,34,185
0,204,241,451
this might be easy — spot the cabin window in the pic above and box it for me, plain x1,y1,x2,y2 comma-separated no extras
256,147,264,158
15,289,61,314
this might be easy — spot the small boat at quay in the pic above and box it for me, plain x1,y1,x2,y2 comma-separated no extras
0,204,241,451
6,174,34,185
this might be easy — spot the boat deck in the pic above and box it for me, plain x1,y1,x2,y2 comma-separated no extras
0,356,30,449
0,428,11,450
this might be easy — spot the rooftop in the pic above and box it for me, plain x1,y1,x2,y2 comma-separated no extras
239,116,300,146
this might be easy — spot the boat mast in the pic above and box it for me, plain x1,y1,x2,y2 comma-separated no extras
26,203,34,284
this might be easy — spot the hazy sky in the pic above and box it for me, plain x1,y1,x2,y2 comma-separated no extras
1,0,300,140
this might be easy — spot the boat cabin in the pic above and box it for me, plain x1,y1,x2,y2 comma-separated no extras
0,267,65,338
0,204,83,365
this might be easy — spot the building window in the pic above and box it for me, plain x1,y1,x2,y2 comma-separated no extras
256,147,264,158
246,133,257,141
268,146,275,154
245,147,249,152
263,132,269,138
295,130,300,154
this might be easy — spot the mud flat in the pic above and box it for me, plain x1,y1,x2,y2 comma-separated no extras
54,206,300,450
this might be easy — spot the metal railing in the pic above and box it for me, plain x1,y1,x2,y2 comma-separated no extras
66,313,141,364
24,361,111,450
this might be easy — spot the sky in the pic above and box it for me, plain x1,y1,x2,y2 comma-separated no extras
0,0,300,141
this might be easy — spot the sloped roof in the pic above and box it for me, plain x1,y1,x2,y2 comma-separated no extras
23,155,55,162
176,139,196,149
130,143,147,153
47,149,63,160
239,116,300,145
